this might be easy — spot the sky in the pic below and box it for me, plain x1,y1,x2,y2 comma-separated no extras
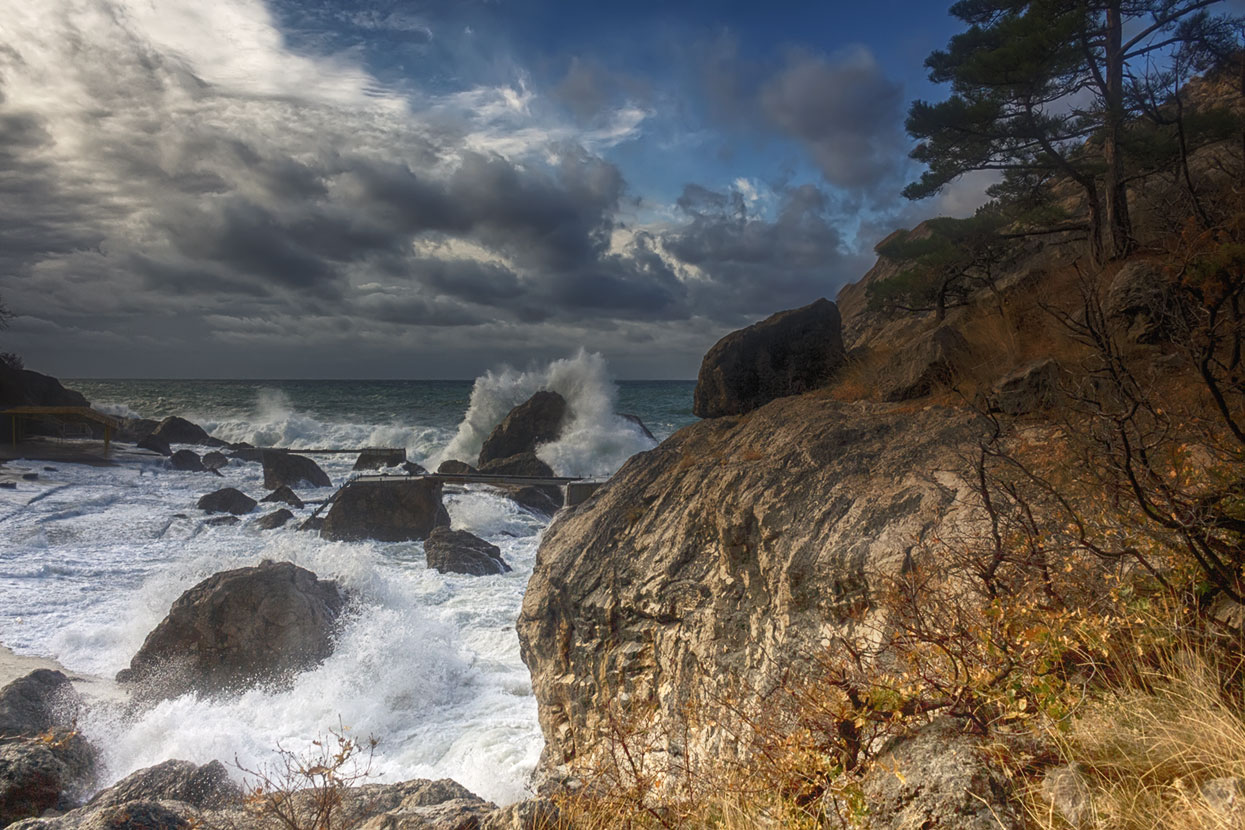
0,1,1158,378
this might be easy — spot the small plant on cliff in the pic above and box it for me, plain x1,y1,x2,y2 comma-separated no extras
234,726,378,830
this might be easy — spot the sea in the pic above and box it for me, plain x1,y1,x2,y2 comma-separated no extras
0,351,696,805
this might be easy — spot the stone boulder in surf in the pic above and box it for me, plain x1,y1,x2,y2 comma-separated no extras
320,478,449,543
424,528,511,576
477,391,567,466
116,560,345,702
261,451,331,490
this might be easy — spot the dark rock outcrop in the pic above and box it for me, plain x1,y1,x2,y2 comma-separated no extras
116,561,344,701
261,452,331,490
196,488,256,516
424,528,511,576
436,460,477,476
880,325,971,402
252,509,294,530
320,480,449,543
0,670,81,739
87,761,238,811
200,452,228,473
1106,260,1171,343
260,486,303,509
352,449,406,471
860,718,1020,829
992,359,1061,416
693,298,846,418
136,435,172,457
478,391,567,466
478,452,554,478
519,395,979,782
151,417,225,448
168,451,204,473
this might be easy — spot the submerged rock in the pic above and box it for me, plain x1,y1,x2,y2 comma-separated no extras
261,452,331,490
320,479,449,543
425,528,511,576
693,297,845,418
260,485,304,509
116,560,344,701
168,450,204,473
478,391,567,467
196,488,256,515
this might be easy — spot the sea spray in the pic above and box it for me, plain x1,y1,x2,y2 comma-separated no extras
437,350,657,476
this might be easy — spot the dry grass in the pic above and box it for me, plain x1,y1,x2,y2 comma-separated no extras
1028,641,1245,830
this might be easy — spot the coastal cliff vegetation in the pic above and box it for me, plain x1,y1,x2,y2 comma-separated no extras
533,5,1245,828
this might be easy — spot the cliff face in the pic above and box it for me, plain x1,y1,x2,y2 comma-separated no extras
518,392,982,779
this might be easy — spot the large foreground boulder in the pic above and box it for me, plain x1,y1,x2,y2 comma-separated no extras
693,298,846,418
151,417,225,448
478,391,567,466
261,452,331,490
196,488,256,515
320,479,449,543
425,528,511,576
115,561,345,701
519,395,980,783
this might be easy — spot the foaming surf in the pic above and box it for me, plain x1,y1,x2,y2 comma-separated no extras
437,350,657,476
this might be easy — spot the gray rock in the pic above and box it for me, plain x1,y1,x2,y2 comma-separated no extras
167,451,203,473
321,480,449,543
693,297,845,418
196,488,256,516
260,486,303,509
881,325,971,401
151,417,225,448
200,452,228,473
992,359,1060,416
478,391,567,467
1040,765,1092,829
252,509,294,530
425,528,511,577
87,761,238,811
1202,776,1245,821
115,561,344,701
136,435,171,457
435,460,477,476
353,450,407,471
1106,260,1171,344
860,718,1020,829
261,452,331,490
0,670,81,739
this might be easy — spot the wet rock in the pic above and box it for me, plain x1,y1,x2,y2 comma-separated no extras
252,509,294,530
260,486,303,509
353,449,407,471
196,488,256,516
168,451,203,473
320,480,449,543
478,391,567,467
861,718,1020,829
0,670,81,739
151,417,225,448
881,325,971,401
425,528,511,576
87,761,238,811
116,560,344,701
136,435,171,457
435,460,477,476
261,452,331,490
693,297,845,418
200,452,228,473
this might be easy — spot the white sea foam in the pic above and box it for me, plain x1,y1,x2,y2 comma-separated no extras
437,350,657,476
